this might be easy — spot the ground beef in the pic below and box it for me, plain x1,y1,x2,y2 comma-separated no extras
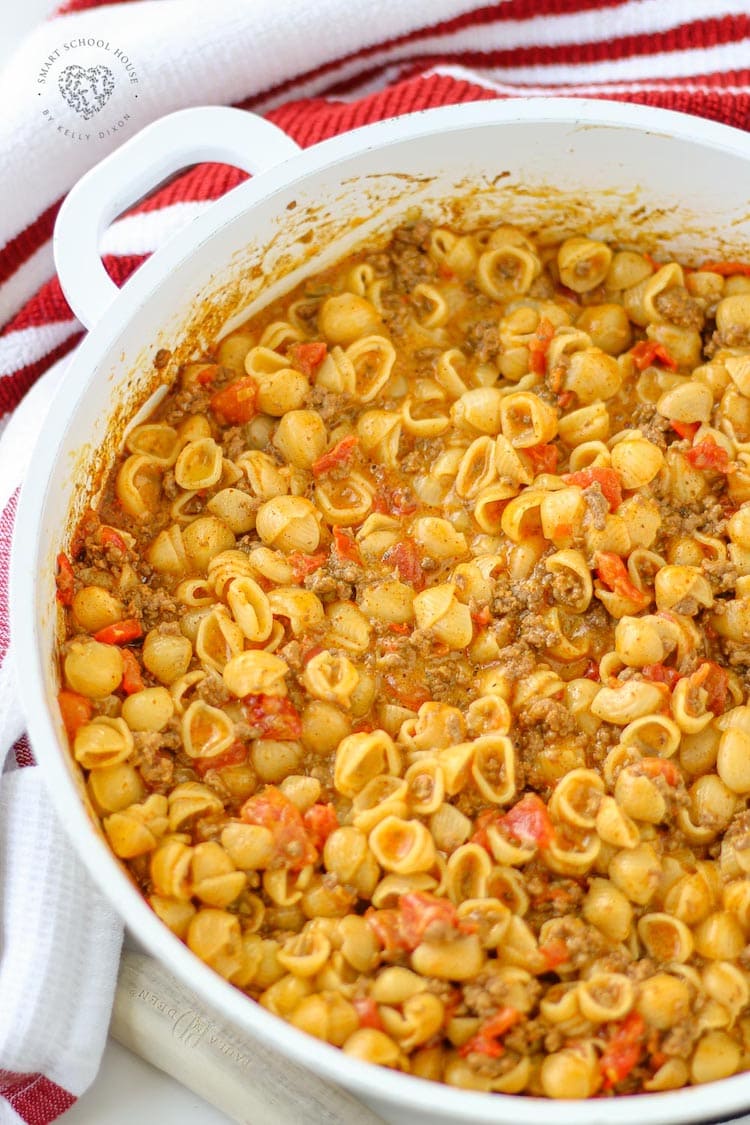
465,320,501,364
133,730,177,790
197,673,232,708
654,285,705,330
662,1019,701,1058
632,403,672,449
162,470,179,500
411,347,443,377
303,567,354,602
389,220,436,293
423,651,473,703
462,1050,530,1079
306,385,352,423
518,614,560,651
490,577,527,620
582,484,609,531
162,377,213,422
515,698,588,788
535,915,607,971
702,558,738,593
223,425,248,462
491,641,537,680
463,969,542,1020
656,494,726,541
125,585,179,630
711,322,750,350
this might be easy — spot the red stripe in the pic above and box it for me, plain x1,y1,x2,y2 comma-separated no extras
377,60,750,98
55,0,133,13
245,10,749,108
0,200,61,288
242,0,632,109
128,162,248,212
310,16,750,99
0,1073,75,1125
0,333,83,418
0,165,248,308
13,733,36,768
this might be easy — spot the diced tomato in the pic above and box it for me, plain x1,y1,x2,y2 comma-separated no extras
470,808,500,853
385,679,431,712
524,443,559,475
93,618,143,645
332,527,361,565
529,316,555,377
391,487,419,516
58,690,93,741
195,364,220,385
685,437,733,474
629,340,678,372
194,740,248,777
670,420,699,441
383,540,424,591
595,552,649,606
303,802,339,850
287,341,327,377
538,938,570,970
389,622,412,635
240,785,317,868
301,642,324,666
437,262,455,280
471,606,492,628
99,526,127,552
312,434,358,477
366,892,465,955
563,467,622,511
699,661,730,716
120,649,145,695
400,892,462,948
209,375,258,425
288,551,327,582
365,907,411,953
600,1011,645,1091
583,659,600,682
502,794,554,849
459,1007,522,1059
243,694,302,740
700,260,750,276
639,757,680,786
642,663,681,690
55,553,75,606
353,996,384,1031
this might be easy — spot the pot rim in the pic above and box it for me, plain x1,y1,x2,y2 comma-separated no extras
12,96,750,1122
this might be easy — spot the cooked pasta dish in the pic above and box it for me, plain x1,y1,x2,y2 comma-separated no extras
55,218,750,1098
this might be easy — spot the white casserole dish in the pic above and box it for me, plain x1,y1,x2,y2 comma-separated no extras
11,97,750,1124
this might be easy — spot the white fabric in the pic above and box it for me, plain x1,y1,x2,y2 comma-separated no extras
0,352,123,1111
0,770,123,1095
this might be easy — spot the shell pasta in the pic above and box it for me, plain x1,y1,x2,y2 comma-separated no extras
56,218,750,1098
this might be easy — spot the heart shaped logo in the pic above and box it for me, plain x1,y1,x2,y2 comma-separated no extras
58,64,115,120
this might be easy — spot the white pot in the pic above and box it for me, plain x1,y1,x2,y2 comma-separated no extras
11,98,750,1124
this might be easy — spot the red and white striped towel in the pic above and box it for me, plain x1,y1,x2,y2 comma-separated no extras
1,2,750,1122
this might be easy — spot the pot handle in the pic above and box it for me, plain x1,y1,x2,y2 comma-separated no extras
53,106,301,330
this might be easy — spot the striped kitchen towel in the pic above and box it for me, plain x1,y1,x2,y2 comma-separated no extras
0,1,749,1122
